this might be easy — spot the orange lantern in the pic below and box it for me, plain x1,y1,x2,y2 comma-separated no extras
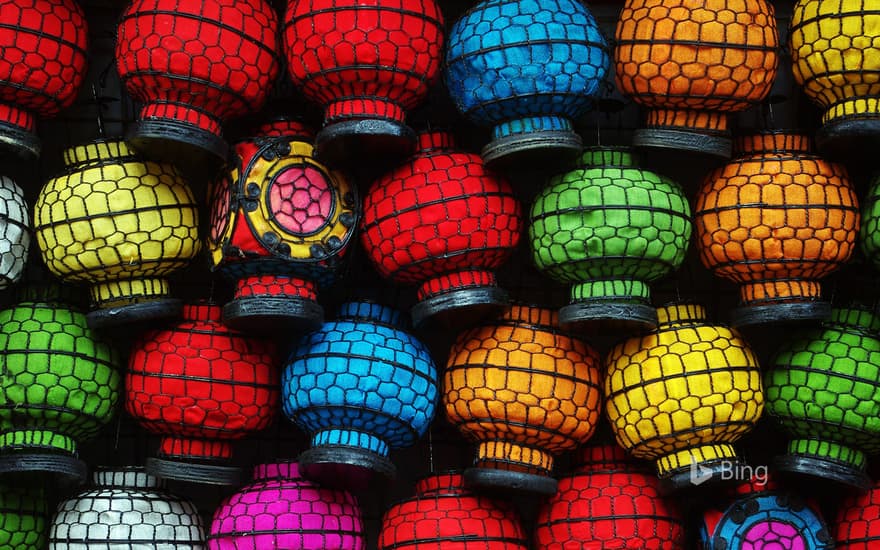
614,0,779,158
694,132,859,327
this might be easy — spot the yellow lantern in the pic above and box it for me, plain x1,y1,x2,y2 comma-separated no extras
34,140,200,328
604,303,763,491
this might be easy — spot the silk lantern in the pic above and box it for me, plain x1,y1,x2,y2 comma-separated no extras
445,0,609,167
530,147,692,332
835,480,880,549
361,130,522,327
0,483,46,550
0,176,30,290
208,119,358,332
0,0,88,159
764,307,880,490
694,133,859,327
378,472,529,550
283,301,438,489
614,0,779,158
116,0,280,164
208,462,365,550
126,303,279,485
535,444,685,549
790,0,880,155
605,303,764,491
48,468,204,549
0,292,119,482
33,139,201,328
860,173,880,271
283,0,444,163
444,305,602,495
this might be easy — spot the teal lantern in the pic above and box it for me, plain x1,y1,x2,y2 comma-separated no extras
529,147,692,332
765,307,880,490
0,482,46,550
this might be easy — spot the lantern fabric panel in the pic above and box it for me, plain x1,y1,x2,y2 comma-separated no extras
860,173,880,271
835,480,880,549
0,483,47,550
0,176,30,290
445,0,609,166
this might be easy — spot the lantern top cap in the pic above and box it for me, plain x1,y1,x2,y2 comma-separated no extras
93,467,162,490
657,303,707,327
337,301,404,327
414,472,466,495
252,461,304,481
250,118,315,141
828,307,880,334
575,146,638,169
502,304,559,330
182,303,223,323
415,130,455,152
63,139,137,166
734,132,813,156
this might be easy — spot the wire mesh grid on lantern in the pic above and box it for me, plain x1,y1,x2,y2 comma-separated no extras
0,176,30,290
0,482,47,550
835,479,880,548
860,173,880,272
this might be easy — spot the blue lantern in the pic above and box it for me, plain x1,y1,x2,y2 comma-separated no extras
445,0,609,167
282,302,438,489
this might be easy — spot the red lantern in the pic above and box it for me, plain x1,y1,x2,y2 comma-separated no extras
283,0,445,163
361,131,522,327
126,303,279,485
836,480,880,548
0,0,88,159
116,0,280,165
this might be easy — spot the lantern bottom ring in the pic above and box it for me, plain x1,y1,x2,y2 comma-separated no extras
774,453,871,491
559,301,658,334
730,301,831,329
315,118,416,167
634,128,731,159
657,456,742,494
482,130,581,170
816,117,880,162
0,452,86,485
299,445,395,491
411,286,509,329
0,120,39,161
127,119,229,169
223,295,324,333
464,466,558,496
86,297,182,329
146,456,242,486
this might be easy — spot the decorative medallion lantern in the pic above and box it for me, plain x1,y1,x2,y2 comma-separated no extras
361,131,522,327
378,472,529,550
0,293,119,482
0,483,46,550
535,444,685,549
48,468,204,549
283,0,444,163
860,173,880,271
116,0,280,165
790,0,880,155
0,176,30,290
127,303,279,485
835,480,880,548
208,119,358,332
445,0,609,167
614,0,779,158
33,140,201,328
0,0,88,159
282,301,438,489
209,461,365,550
444,305,602,495
530,147,692,332
605,303,764,491
694,133,859,327
764,307,880,490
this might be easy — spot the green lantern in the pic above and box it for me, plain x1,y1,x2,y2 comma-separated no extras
529,147,692,332
0,483,46,550
765,307,880,490
0,290,120,483
860,174,880,271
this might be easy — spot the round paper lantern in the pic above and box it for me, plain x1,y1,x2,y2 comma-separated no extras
0,483,46,550
126,303,279,485
208,119,358,332
361,130,522,327
614,0,779,158
790,0,880,155
282,301,438,489
116,0,280,164
605,303,764,491
48,468,204,549
0,293,120,482
694,132,859,327
0,0,88,159
764,307,880,490
283,0,444,163
835,480,880,549
378,472,528,550
0,176,30,290
444,305,602,495
529,147,692,333
535,444,685,549
208,461,365,550
33,140,201,328
445,0,609,167
860,173,880,271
